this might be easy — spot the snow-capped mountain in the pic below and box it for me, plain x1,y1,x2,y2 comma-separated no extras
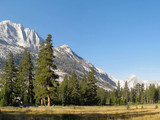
0,20,117,90
0,20,43,51
125,75,143,88
117,75,160,89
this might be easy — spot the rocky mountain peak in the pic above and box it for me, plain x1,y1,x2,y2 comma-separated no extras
0,20,43,51
60,44,73,54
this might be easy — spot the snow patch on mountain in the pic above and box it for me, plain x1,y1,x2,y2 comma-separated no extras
0,20,43,51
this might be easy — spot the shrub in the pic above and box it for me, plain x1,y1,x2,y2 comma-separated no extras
141,105,143,109
127,104,130,110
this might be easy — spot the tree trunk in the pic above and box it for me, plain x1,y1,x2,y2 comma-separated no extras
41,99,43,105
47,86,51,106
48,96,51,106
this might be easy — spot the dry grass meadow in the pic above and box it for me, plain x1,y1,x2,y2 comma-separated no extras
0,104,160,120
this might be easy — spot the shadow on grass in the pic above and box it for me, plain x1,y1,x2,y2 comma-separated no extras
0,111,160,120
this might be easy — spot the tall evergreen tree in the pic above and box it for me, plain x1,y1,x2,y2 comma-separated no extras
0,61,9,105
0,60,8,85
0,53,18,105
0,84,7,106
116,81,121,105
135,83,141,104
124,81,129,104
80,74,88,105
67,71,79,105
34,34,59,106
97,87,107,105
86,67,97,105
17,49,34,104
8,53,18,104
59,75,68,105
140,84,145,104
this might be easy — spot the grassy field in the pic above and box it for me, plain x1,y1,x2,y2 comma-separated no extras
0,104,160,120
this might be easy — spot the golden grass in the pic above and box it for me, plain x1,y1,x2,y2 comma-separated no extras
0,104,160,119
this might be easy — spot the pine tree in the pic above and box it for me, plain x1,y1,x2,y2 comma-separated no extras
140,84,145,104
17,49,34,104
0,84,7,106
59,75,68,105
34,34,59,106
80,74,88,105
97,87,107,105
124,81,129,104
7,53,18,104
135,83,141,104
116,81,121,105
0,61,8,84
67,71,80,105
0,61,9,105
86,67,97,105
149,84,156,103
0,53,18,105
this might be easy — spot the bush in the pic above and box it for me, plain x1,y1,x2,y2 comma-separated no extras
141,105,143,109
136,106,138,109
155,105,158,109
127,104,130,110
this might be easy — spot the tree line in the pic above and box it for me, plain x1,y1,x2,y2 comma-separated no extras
108,81,160,105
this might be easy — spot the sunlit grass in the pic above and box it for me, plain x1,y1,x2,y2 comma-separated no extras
0,104,160,119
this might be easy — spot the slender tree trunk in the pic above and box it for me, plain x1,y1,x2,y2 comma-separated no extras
47,85,51,106
48,95,51,106
41,99,43,105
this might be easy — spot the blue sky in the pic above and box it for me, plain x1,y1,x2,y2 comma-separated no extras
0,0,160,80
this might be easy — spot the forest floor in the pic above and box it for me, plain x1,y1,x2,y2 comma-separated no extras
0,104,160,120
